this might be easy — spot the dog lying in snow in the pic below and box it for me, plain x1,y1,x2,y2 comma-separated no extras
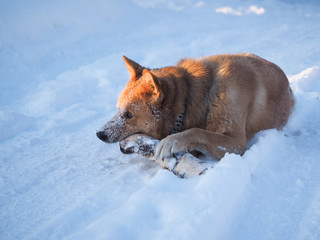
97,54,294,171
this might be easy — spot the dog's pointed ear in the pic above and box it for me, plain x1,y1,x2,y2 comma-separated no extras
122,55,143,80
142,69,162,99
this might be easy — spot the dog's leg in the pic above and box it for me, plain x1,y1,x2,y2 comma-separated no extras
155,128,247,161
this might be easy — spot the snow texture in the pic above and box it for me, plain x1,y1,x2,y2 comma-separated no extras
1,0,320,239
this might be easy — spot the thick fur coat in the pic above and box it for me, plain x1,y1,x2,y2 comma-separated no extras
97,54,294,160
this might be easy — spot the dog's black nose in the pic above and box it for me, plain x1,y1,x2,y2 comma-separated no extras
96,131,109,142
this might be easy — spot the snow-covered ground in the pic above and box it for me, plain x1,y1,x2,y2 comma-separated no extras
1,0,320,239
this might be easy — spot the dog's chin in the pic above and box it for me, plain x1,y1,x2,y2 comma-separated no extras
120,132,146,141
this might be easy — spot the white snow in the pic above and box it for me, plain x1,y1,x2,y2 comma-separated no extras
215,5,265,16
1,0,320,239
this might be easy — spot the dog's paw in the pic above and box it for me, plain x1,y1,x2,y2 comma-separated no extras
154,133,193,161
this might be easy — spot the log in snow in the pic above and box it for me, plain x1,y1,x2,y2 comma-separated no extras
120,134,216,178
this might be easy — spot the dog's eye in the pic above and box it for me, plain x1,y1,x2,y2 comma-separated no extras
124,111,133,119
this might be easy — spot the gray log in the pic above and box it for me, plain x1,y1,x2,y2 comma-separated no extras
119,134,216,178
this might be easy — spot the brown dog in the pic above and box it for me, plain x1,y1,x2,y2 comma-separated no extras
97,54,294,160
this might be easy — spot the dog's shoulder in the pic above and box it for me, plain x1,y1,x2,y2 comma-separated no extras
176,58,210,79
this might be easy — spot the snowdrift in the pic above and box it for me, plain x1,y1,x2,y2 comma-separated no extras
1,0,320,239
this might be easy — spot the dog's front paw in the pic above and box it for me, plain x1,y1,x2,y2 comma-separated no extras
154,133,191,161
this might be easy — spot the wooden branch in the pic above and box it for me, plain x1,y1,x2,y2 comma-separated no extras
119,134,217,178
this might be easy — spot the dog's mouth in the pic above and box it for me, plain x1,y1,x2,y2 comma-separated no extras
119,131,145,141
96,129,151,155
96,129,145,143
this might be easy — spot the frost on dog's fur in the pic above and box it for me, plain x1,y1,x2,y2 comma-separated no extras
99,112,125,142
97,56,168,143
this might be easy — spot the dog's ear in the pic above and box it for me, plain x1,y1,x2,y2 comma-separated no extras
122,55,143,80
142,69,162,99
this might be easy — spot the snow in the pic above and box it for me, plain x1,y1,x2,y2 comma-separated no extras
1,0,320,239
215,5,266,16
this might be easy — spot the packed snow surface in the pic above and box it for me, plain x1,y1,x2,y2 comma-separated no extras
1,0,320,239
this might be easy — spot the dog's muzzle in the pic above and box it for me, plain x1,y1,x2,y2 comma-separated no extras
97,112,125,143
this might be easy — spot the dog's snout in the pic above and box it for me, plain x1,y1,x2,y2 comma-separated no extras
96,131,109,142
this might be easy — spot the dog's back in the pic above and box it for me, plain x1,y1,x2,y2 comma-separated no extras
177,53,294,141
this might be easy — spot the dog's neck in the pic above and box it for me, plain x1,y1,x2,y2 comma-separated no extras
171,103,186,134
